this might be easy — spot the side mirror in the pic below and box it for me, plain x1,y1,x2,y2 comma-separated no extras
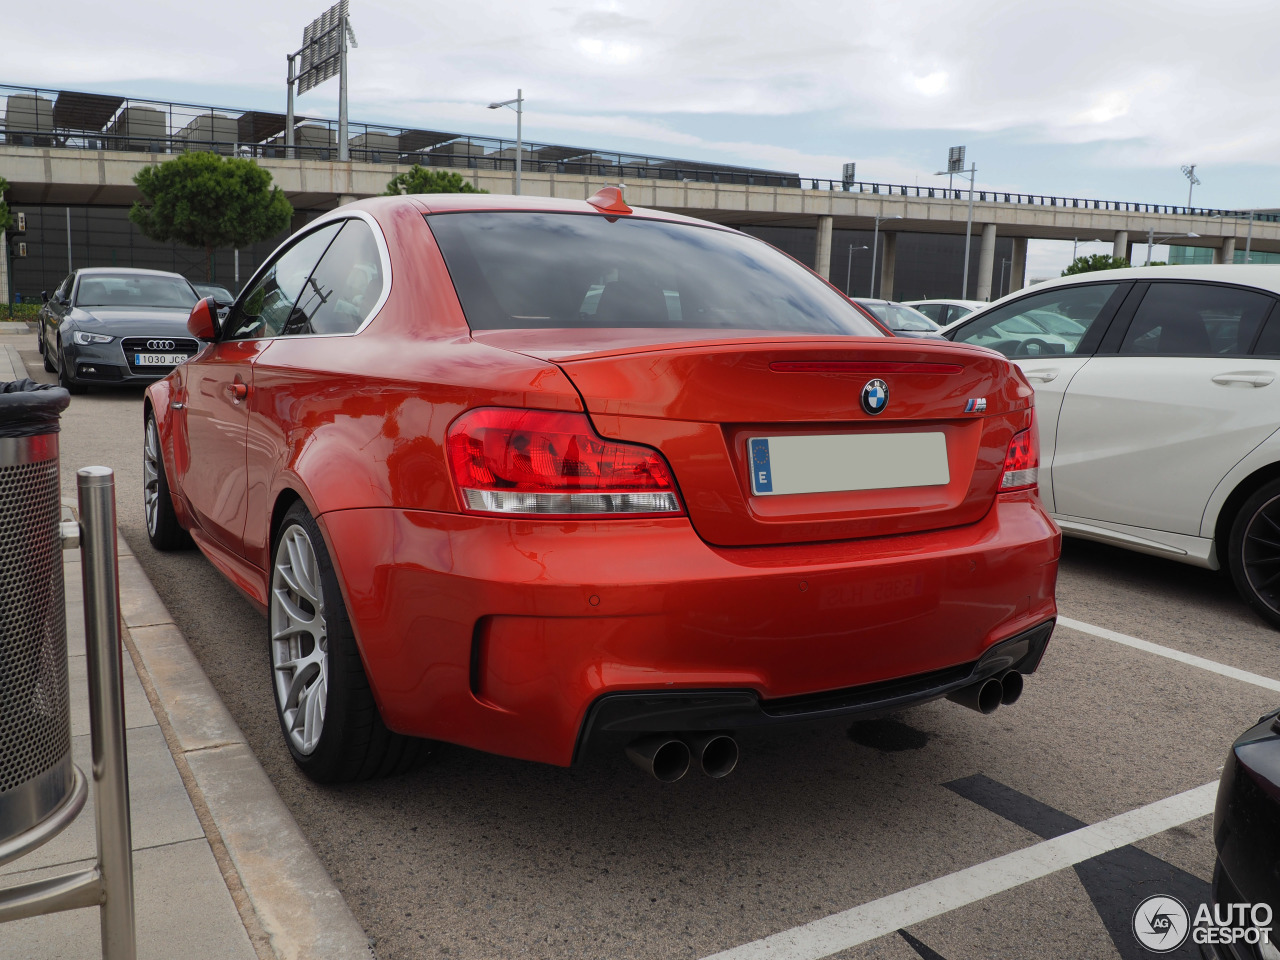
41,290,50,303
187,297,220,341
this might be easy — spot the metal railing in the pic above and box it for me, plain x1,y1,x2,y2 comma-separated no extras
2,81,1273,220
0,467,136,960
0,82,799,187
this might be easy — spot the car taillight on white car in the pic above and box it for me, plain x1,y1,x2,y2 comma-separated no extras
999,411,1039,493
446,408,685,517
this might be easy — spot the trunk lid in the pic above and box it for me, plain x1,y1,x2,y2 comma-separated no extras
473,330,1033,546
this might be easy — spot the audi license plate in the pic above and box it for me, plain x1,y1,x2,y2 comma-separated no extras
748,432,949,496
134,353,187,367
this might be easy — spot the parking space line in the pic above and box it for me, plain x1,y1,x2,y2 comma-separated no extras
1057,616,1280,693
699,781,1217,960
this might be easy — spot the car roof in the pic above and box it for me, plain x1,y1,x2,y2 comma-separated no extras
996,265,1280,302
76,267,191,280
904,298,987,308
332,192,734,233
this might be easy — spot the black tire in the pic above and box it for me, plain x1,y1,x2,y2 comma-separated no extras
57,342,86,395
40,325,55,373
1228,478,1280,630
143,413,192,551
269,502,427,782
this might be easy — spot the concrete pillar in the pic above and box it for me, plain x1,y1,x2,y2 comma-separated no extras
879,232,898,300
1010,237,1028,292
976,223,997,301
1113,230,1129,263
815,215,833,280
1218,237,1236,264
336,194,360,207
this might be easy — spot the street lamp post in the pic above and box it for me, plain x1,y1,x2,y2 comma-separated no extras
1145,227,1200,266
488,89,524,195
845,244,869,295
870,216,902,300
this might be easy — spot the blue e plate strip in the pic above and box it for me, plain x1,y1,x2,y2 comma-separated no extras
750,438,773,494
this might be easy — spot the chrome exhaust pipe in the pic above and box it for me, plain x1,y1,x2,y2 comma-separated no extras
999,670,1024,706
688,733,739,778
947,676,1003,714
625,735,692,782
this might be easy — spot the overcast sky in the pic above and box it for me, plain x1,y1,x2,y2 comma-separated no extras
7,0,1277,278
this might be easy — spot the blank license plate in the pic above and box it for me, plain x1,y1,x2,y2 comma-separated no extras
134,353,187,366
749,433,949,496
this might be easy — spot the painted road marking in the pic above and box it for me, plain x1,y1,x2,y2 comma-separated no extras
700,781,1218,960
1057,616,1280,693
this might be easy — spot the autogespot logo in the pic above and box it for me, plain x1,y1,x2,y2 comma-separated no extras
1133,895,1190,953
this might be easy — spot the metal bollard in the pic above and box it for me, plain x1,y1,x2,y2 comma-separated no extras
0,467,136,960
78,467,136,959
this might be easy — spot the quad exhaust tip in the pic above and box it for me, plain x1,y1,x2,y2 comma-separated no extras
948,670,1024,715
626,736,692,782
626,733,740,781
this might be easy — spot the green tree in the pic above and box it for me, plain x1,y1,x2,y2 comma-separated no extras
1062,253,1130,276
0,176,12,235
384,165,486,196
130,152,293,280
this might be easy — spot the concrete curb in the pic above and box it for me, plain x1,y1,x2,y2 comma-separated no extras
106,523,374,960
1,341,24,380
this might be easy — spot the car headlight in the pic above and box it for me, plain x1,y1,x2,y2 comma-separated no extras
72,331,115,345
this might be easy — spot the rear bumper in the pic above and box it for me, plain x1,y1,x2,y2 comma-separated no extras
320,491,1060,767
575,619,1052,760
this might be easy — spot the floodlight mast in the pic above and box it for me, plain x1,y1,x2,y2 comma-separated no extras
936,147,976,299
1182,164,1200,209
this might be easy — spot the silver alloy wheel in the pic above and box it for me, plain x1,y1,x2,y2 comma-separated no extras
142,418,161,536
271,525,329,755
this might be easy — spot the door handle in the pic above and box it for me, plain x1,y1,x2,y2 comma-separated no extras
1023,369,1058,383
1212,372,1274,388
230,382,248,402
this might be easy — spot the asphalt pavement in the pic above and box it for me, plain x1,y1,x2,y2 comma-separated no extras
4,321,1278,960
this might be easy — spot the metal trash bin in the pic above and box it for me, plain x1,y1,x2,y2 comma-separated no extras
0,379,72,847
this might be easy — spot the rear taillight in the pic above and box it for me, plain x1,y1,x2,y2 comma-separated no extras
999,411,1039,493
446,408,684,517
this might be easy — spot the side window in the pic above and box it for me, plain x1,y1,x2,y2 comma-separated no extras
224,223,342,340
1254,304,1280,356
914,303,944,323
282,220,386,336
951,283,1121,358
1119,282,1274,357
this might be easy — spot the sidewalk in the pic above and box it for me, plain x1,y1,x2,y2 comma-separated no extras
0,342,373,959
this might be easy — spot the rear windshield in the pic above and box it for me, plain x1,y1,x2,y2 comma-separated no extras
426,212,882,337
75,274,197,309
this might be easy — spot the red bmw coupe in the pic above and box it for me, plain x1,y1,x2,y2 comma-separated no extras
143,189,1059,783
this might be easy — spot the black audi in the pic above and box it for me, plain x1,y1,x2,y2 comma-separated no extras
38,267,201,393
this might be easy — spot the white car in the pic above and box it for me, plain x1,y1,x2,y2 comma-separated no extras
903,298,988,328
946,265,1280,628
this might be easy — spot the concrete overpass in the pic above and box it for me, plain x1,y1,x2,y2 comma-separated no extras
4,144,1278,303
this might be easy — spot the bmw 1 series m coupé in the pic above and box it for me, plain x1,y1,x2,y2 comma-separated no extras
144,189,1060,783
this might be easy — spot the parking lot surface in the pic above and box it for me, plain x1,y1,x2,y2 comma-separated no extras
8,325,1278,960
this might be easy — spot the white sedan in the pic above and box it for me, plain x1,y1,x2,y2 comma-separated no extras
946,265,1280,628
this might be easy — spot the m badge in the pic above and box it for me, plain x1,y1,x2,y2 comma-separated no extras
965,398,988,413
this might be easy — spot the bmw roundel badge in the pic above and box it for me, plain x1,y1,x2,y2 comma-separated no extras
861,378,889,415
